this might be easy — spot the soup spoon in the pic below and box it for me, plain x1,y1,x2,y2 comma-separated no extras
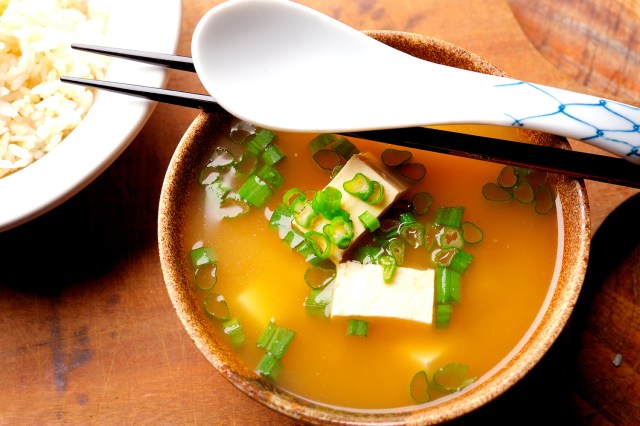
191,0,640,164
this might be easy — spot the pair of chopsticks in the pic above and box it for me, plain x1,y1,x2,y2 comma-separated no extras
61,44,640,189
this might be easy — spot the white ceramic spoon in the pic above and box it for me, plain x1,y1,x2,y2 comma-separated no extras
192,0,640,164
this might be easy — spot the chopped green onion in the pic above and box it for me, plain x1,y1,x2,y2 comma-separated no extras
304,230,331,260
257,164,285,190
313,149,343,171
330,164,343,178
431,248,458,267
409,370,430,403
297,239,325,265
399,222,425,249
237,175,273,207
283,228,305,249
266,327,296,360
432,363,477,392
461,221,483,244
434,206,464,227
234,152,258,175
364,180,384,204
386,238,406,265
399,211,417,224
437,227,465,249
246,128,276,155
304,287,331,317
353,245,384,264
199,169,220,185
218,196,250,218
229,121,256,144
332,137,360,159
323,216,354,249
482,182,513,201
222,317,245,348
358,210,380,232
293,200,318,228
435,266,450,304
381,148,412,167
343,173,373,201
283,187,306,209
312,186,342,215
497,165,518,188
262,144,286,165
257,320,278,349
304,265,336,289
395,162,426,181
194,263,217,291
435,303,452,329
535,183,555,214
190,246,217,268
255,352,282,379
308,133,337,153
378,255,397,283
411,192,433,215
513,181,535,203
423,223,439,250
377,218,400,239
207,147,236,170
346,319,368,336
206,181,231,200
450,250,474,274
203,292,230,321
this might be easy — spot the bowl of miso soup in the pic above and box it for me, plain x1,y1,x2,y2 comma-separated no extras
158,31,590,425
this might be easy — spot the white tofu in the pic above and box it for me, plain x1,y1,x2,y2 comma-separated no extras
293,152,408,263
330,261,435,324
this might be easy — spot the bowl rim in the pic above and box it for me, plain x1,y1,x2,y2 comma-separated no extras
158,30,590,425
0,0,183,232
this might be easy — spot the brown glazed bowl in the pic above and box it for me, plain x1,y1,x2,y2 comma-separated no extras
158,31,590,425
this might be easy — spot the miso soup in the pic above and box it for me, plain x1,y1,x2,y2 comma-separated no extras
181,121,559,409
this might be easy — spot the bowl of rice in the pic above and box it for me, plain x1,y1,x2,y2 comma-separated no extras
0,0,182,231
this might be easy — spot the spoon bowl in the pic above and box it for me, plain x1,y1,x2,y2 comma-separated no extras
192,0,640,163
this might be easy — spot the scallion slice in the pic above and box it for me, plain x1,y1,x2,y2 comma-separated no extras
304,265,336,289
283,187,306,209
482,182,513,201
222,317,245,348
293,200,318,228
246,128,276,155
343,173,373,201
194,263,217,291
395,162,426,181
257,164,285,190
437,226,465,249
432,363,477,392
234,152,258,175
207,146,236,170
461,221,483,244
378,255,397,283
203,292,231,321
359,210,380,232
386,238,406,265
450,250,474,275
262,144,286,166
312,186,342,215
364,180,384,204
409,370,430,403
353,245,384,264
399,222,425,249
257,320,278,349
431,248,458,267
411,192,433,215
313,149,343,171
332,137,360,159
381,148,412,167
435,303,452,329
304,230,331,260
497,165,518,188
190,246,217,268
237,175,273,207
266,327,296,360
255,352,282,379
304,287,331,317
323,216,354,249
434,206,464,227
534,183,555,214
513,181,535,203
346,319,368,337
229,121,256,144
218,196,250,218
308,133,337,153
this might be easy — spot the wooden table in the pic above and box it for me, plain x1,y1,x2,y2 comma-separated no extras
1,0,638,424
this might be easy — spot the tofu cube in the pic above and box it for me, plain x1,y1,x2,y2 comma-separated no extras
330,261,435,324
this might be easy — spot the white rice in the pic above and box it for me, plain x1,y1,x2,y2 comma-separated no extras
0,0,110,178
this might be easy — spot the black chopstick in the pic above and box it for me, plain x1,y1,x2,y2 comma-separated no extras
61,45,640,189
71,44,196,72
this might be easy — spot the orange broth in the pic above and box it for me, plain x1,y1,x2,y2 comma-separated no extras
182,124,559,409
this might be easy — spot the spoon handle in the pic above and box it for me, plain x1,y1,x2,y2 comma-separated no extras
480,74,640,163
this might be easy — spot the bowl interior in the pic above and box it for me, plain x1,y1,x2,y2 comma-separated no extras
158,31,590,425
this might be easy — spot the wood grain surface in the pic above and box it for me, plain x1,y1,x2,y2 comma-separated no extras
0,0,638,424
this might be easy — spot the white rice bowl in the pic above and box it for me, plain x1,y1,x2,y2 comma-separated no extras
0,0,182,231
